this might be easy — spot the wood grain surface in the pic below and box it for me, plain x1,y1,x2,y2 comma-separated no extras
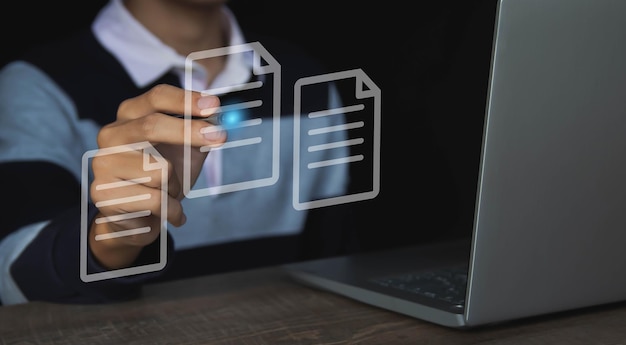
2,267,626,345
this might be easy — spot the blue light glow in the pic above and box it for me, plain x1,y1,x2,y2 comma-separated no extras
220,109,246,129
220,109,244,129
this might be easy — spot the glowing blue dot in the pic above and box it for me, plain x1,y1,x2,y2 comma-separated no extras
221,109,243,128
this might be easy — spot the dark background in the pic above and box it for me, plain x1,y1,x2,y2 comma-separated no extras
0,0,498,251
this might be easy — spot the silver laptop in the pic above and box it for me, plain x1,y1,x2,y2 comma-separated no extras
284,0,626,328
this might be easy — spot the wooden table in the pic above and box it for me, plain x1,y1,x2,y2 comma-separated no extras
2,266,626,344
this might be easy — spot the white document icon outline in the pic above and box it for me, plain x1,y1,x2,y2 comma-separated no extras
80,141,168,282
183,42,282,198
293,68,381,210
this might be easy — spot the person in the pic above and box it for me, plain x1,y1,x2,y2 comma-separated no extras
0,0,357,305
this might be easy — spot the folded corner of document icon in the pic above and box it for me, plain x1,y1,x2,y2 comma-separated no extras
80,141,168,282
292,68,381,211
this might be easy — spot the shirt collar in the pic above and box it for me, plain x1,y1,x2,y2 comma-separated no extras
92,0,249,90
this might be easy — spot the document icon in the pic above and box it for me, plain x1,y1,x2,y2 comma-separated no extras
80,142,168,282
183,42,281,198
293,68,381,210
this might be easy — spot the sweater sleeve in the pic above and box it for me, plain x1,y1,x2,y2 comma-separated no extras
0,61,172,305
3,204,173,305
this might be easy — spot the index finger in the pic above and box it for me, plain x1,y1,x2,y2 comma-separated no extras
117,84,220,121
99,111,227,148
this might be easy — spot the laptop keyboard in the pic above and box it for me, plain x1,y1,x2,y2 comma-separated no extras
370,265,468,307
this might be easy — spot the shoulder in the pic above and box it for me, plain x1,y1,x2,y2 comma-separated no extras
20,27,129,87
0,60,54,89
21,28,103,73
0,60,71,111
13,28,136,125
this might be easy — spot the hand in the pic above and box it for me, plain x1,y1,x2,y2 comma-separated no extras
89,84,226,269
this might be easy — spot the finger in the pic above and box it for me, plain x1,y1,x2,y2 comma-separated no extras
118,84,220,121
98,112,227,148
